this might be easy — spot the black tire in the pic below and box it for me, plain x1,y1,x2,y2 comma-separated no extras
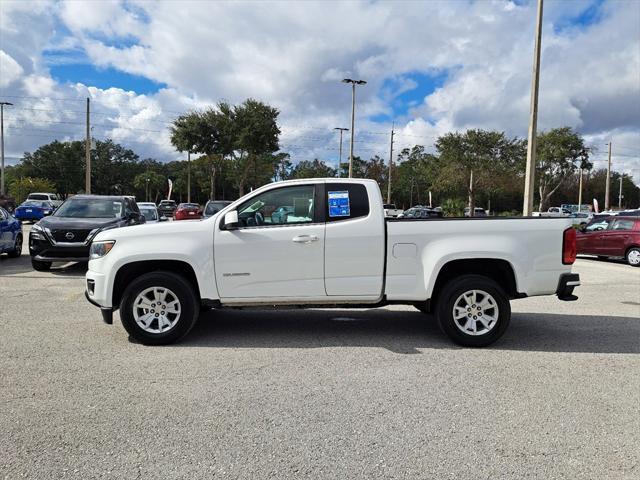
8,234,22,258
119,271,199,345
626,247,640,267
436,274,511,347
31,258,51,271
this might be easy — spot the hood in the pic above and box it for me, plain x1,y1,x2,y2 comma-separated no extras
93,216,214,242
37,216,121,230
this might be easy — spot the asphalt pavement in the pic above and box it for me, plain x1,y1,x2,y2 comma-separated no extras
1,227,639,479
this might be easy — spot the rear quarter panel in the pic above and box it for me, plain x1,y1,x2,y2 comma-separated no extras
385,218,573,301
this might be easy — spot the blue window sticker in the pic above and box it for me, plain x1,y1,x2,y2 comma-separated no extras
328,191,350,217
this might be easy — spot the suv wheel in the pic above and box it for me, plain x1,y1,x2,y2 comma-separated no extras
31,258,51,271
436,274,511,347
119,271,199,345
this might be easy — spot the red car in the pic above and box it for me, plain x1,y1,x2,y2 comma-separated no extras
577,216,640,266
174,203,202,220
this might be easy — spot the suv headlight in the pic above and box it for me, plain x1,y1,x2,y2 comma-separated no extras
30,223,45,240
89,241,116,260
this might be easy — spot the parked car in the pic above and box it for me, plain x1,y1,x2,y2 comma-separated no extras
0,207,22,257
174,203,202,220
14,200,56,222
157,200,177,217
29,195,146,271
569,211,593,228
137,203,167,224
577,216,640,266
532,207,571,217
464,207,487,217
86,178,579,347
401,206,442,218
27,192,63,207
383,204,403,217
616,209,640,217
203,200,233,219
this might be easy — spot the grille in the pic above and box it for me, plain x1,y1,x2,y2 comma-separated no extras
50,229,92,243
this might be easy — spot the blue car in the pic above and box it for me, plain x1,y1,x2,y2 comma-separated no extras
0,207,22,257
14,200,56,222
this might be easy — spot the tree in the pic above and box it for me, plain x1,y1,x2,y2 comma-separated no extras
9,177,56,204
435,130,525,215
133,171,165,203
392,146,439,208
291,159,336,179
535,127,591,211
20,140,85,196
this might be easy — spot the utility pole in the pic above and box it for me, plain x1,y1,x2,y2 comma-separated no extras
522,0,544,216
85,97,91,194
605,141,612,210
334,127,349,177
577,168,583,212
618,177,623,209
187,151,191,203
342,78,366,178
0,101,13,196
387,123,394,204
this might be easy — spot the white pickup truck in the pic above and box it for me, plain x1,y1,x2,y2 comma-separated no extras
85,178,580,347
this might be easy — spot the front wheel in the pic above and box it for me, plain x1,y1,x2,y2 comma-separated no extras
119,271,199,345
627,247,640,267
436,274,511,347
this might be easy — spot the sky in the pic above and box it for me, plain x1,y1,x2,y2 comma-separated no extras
1,0,639,184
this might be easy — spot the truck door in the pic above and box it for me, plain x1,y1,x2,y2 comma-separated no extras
214,184,326,299
323,182,385,297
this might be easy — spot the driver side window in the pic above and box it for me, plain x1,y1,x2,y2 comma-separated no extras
236,185,315,228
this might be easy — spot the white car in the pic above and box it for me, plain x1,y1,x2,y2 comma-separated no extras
383,204,403,217
136,202,167,224
27,192,62,208
86,178,579,347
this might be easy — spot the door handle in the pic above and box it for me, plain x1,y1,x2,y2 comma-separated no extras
292,235,319,244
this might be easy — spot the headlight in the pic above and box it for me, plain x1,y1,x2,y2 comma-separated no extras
89,241,116,260
30,223,45,240
32,223,44,232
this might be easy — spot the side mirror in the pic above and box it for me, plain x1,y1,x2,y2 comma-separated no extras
579,224,587,233
223,210,239,230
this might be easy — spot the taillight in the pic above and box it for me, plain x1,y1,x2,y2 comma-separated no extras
562,227,577,265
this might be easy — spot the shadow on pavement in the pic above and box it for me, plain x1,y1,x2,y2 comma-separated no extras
0,254,87,277
178,308,640,355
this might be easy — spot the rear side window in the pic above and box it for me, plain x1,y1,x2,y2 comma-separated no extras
325,183,369,222
610,219,635,231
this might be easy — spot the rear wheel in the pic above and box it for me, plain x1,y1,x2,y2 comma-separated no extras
119,271,199,345
31,258,51,271
436,274,510,347
627,247,640,267
8,234,22,258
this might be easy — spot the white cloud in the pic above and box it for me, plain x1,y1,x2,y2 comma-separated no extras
0,0,638,184
0,50,23,87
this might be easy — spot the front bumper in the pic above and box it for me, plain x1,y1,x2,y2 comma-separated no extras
29,234,90,262
85,290,113,324
556,273,580,301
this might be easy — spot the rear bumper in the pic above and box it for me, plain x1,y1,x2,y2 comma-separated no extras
556,273,580,301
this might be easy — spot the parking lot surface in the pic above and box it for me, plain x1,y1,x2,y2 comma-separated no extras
1,228,639,479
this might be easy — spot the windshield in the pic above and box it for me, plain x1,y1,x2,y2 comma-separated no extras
139,207,158,221
54,198,124,218
205,202,230,215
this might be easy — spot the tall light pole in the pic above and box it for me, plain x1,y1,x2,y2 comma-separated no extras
85,97,91,194
342,78,366,178
605,141,612,210
522,0,544,216
0,101,13,196
334,127,349,177
387,123,395,204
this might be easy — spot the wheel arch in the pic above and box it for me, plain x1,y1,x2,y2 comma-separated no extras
112,260,201,309
429,258,520,310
